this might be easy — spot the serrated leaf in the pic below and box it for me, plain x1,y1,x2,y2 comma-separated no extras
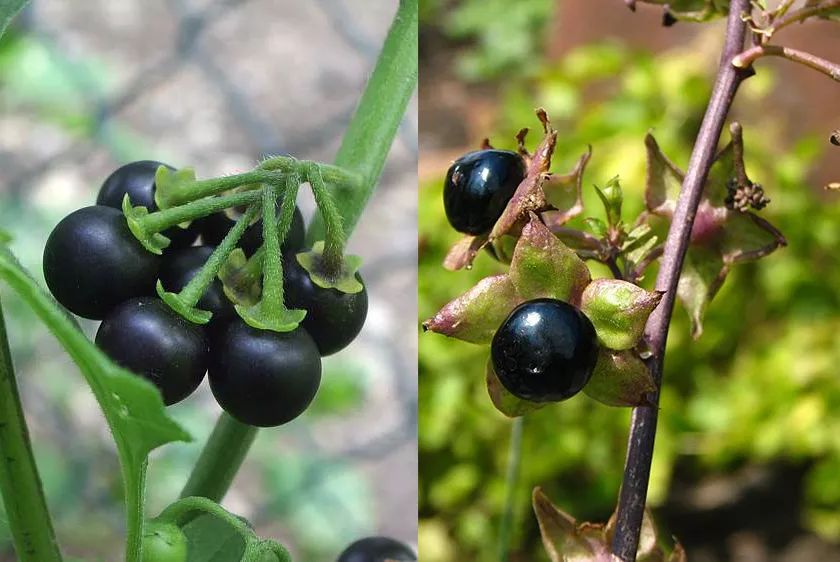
677,246,727,339
423,274,521,344
509,214,591,304
584,349,656,407
486,359,545,417
0,0,27,39
0,247,191,560
580,279,662,350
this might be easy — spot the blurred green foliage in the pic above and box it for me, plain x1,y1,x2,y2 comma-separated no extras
419,34,839,561
420,0,555,81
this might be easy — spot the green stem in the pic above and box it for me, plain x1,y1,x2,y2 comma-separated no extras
0,298,62,562
181,0,417,501
307,0,418,242
259,157,361,190
305,163,345,273
158,169,282,208
180,414,257,502
176,204,261,309
497,417,523,562
136,190,262,234
257,177,297,315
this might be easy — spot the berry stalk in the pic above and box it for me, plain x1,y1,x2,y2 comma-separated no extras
155,169,283,209
179,414,258,502
0,298,63,562
610,1,751,559
305,162,346,275
159,204,261,324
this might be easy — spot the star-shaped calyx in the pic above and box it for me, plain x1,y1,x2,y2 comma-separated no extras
443,109,591,271
640,122,786,338
425,213,662,415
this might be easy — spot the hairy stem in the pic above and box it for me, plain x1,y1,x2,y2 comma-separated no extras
307,0,418,241
733,44,840,82
179,414,258,502
0,298,62,562
610,1,751,559
497,417,524,562
157,169,282,208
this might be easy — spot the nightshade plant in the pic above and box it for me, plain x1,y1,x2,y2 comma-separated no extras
0,1,417,561
424,1,840,560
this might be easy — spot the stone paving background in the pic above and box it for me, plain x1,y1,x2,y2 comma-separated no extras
0,0,417,560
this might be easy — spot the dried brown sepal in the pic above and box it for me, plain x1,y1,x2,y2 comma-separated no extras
442,233,489,271
489,109,559,242
422,274,521,344
542,146,593,229
480,137,494,150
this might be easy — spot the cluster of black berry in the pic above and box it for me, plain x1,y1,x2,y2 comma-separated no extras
444,149,600,402
43,161,368,427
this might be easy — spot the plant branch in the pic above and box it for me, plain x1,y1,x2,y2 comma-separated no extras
0,297,62,562
179,413,258,502
733,44,840,82
770,0,840,35
610,1,752,559
307,0,418,242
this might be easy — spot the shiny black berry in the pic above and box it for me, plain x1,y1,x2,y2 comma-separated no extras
208,319,321,427
491,298,598,403
443,149,525,235
96,297,208,405
159,245,235,330
337,537,416,562
96,160,198,250
195,203,305,256
284,257,368,356
43,205,160,319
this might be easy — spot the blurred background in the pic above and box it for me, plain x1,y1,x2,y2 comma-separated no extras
419,1,840,561
0,0,417,560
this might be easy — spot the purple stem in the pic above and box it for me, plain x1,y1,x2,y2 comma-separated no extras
610,1,752,559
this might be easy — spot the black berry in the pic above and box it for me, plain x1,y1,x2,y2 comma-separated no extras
96,297,208,406
159,245,235,330
97,160,197,250
491,298,598,403
337,537,416,562
195,203,305,256
43,205,160,319
443,149,525,235
208,319,321,427
284,257,368,356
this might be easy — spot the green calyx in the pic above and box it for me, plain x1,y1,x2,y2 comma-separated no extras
296,242,364,294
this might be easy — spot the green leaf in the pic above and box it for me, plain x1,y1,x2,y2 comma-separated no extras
594,176,623,227
584,349,656,407
509,213,591,304
486,359,545,417
423,274,521,344
676,246,727,339
0,247,191,561
154,497,291,562
580,279,662,350
0,0,27,40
